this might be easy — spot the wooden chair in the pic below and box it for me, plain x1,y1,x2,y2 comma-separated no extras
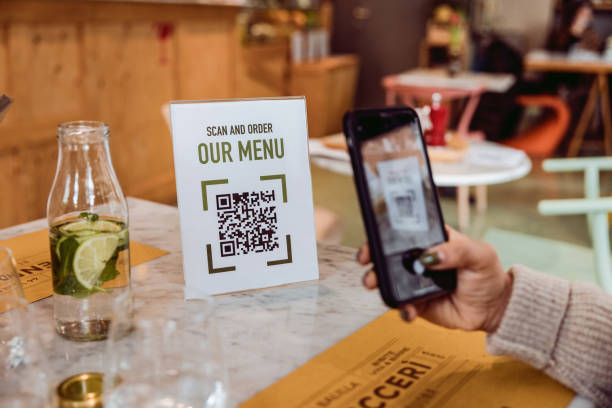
538,157,612,292
503,95,571,157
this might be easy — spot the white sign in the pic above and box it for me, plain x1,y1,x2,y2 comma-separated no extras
170,97,318,296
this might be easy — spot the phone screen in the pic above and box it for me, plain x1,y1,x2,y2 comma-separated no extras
358,111,446,300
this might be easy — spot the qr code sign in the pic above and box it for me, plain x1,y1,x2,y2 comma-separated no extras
216,190,279,257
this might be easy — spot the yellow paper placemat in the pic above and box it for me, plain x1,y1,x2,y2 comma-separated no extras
1,229,169,303
240,311,574,408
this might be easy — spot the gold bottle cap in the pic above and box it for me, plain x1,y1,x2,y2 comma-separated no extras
56,372,103,408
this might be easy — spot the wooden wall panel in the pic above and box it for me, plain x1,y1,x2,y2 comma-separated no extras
0,149,23,227
0,141,58,228
0,22,83,227
1,22,85,150
6,23,83,123
0,0,237,24
234,43,288,98
0,24,7,95
289,55,359,138
15,141,58,223
82,22,176,200
175,19,236,100
0,0,295,228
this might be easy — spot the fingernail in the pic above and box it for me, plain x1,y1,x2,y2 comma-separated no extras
419,251,442,267
399,309,409,322
356,248,362,262
362,271,375,287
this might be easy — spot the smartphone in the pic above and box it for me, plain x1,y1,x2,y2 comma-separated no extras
344,107,456,308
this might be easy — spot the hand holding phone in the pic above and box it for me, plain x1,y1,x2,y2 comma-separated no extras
358,226,511,333
344,107,456,308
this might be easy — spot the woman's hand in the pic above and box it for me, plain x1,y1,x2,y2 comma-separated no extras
357,227,513,333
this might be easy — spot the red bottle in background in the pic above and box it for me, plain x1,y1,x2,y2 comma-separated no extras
426,93,448,146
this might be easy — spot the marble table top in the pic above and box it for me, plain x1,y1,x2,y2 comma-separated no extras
1,198,387,407
4,198,591,408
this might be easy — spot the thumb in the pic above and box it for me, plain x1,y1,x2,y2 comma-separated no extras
422,230,476,271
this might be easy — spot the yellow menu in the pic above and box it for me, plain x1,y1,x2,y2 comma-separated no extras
1,229,168,303
241,311,574,408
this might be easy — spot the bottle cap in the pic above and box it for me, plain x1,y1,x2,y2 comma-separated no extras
56,372,103,408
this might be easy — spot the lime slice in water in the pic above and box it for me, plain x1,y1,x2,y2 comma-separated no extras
55,236,70,259
73,234,120,289
60,220,122,234
117,228,129,247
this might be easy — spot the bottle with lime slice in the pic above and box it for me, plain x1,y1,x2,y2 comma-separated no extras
47,121,131,341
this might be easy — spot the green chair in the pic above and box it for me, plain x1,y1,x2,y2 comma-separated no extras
538,157,612,292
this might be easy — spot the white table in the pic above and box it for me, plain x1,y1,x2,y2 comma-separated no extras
309,139,532,230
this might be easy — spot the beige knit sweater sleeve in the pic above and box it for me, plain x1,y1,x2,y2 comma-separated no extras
486,265,612,406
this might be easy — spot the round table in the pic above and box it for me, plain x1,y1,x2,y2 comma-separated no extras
309,139,532,230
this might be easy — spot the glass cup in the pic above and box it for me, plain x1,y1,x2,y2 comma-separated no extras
0,248,51,407
103,284,227,408
0,247,25,302
0,292,51,407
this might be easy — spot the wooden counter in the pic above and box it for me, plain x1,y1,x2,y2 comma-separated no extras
0,0,358,228
0,0,287,228
289,55,359,138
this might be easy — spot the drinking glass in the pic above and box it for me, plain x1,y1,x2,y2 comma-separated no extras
0,247,51,407
0,247,25,302
103,284,227,408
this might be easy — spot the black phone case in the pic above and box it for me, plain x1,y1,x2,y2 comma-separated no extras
343,107,455,308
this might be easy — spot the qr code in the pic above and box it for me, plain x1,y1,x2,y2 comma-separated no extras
216,190,279,257
394,190,416,218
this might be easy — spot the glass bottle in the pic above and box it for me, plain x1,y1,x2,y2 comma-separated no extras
426,93,448,147
47,121,131,341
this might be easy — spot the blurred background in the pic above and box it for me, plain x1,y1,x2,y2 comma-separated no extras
1,0,612,286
